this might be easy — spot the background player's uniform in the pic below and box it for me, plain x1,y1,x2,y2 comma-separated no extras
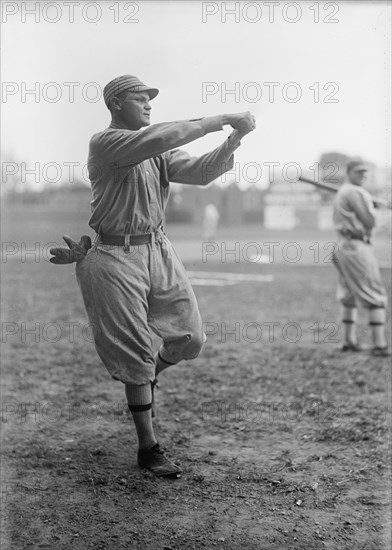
76,118,240,385
332,182,387,309
202,203,220,241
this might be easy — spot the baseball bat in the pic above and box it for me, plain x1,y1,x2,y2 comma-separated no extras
298,176,391,209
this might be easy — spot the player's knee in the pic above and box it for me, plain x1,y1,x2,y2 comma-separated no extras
183,331,206,360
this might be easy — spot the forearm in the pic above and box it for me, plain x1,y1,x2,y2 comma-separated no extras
133,112,253,161
349,192,376,230
167,138,239,186
152,116,225,153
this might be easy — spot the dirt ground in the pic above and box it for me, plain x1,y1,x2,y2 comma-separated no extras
1,217,391,549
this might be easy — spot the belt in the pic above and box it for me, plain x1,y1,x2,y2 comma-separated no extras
99,226,164,250
339,230,370,244
101,233,153,245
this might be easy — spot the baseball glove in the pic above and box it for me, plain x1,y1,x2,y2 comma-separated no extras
49,235,92,264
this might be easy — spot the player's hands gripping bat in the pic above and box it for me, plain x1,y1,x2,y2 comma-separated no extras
49,235,92,264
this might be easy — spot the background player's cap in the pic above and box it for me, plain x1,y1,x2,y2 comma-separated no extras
346,160,368,174
103,75,159,108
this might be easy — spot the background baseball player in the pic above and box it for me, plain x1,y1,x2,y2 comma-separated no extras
332,160,390,356
202,203,220,241
50,74,256,477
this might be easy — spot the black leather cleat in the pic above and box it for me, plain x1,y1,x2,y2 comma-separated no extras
138,444,182,478
371,346,391,357
340,342,365,352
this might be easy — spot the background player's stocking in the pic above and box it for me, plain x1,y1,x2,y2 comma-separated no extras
369,307,387,348
342,306,358,345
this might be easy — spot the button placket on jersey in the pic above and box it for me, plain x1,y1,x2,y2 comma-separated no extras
144,164,159,227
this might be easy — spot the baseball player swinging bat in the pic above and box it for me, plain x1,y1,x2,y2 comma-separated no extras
298,175,392,210
49,113,256,265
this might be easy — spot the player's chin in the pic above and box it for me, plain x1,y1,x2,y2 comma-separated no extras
141,116,151,127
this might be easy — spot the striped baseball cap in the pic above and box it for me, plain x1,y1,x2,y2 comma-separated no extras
103,75,159,107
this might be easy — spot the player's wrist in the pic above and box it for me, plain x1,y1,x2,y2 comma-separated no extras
201,116,225,134
227,131,242,147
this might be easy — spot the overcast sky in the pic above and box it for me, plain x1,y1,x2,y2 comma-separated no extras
2,0,391,189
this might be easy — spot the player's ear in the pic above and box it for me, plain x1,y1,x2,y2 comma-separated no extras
112,96,124,111
110,96,122,111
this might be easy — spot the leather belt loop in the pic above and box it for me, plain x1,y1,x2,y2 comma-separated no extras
124,222,131,253
92,226,102,251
